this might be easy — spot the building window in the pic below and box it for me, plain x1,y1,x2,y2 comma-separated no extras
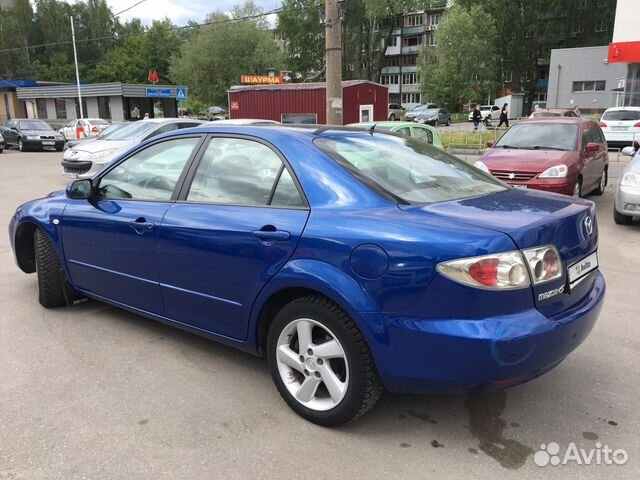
402,54,418,66
504,70,513,83
36,98,47,118
594,19,607,32
430,14,441,26
98,96,111,119
572,80,606,92
405,14,423,27
403,35,423,47
54,99,67,119
570,24,584,37
388,36,398,47
380,74,399,85
428,34,437,46
401,93,421,104
402,73,420,85
393,15,403,28
384,56,400,67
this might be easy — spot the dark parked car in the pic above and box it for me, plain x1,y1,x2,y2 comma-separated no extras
476,118,608,197
0,132,5,153
1,119,65,152
416,108,451,126
10,125,604,425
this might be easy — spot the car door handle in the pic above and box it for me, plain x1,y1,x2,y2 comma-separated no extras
129,217,155,234
252,228,291,242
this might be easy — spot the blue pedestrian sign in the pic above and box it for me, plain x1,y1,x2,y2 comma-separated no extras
176,87,188,101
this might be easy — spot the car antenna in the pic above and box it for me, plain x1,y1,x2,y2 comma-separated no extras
369,123,376,135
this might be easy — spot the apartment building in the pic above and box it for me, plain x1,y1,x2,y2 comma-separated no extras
379,4,446,108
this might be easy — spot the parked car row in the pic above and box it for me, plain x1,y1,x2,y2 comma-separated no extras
0,119,65,151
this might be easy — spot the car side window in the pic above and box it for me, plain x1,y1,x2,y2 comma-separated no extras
97,137,200,201
178,122,202,129
412,126,433,144
186,137,293,207
271,168,305,208
582,126,591,150
397,127,411,136
145,123,179,140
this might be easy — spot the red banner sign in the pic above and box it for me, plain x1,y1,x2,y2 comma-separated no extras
230,101,239,111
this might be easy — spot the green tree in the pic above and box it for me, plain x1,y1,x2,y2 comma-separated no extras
418,4,498,110
170,4,284,105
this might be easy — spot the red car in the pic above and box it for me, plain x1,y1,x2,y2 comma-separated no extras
475,118,608,197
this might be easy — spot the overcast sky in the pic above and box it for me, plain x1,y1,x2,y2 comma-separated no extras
104,0,282,26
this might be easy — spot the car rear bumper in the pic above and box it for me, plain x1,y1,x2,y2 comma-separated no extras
360,271,604,394
615,184,640,216
603,130,640,145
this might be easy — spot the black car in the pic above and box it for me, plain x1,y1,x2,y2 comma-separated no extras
0,132,5,153
1,119,65,152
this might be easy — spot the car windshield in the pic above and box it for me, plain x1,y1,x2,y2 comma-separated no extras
102,121,158,140
314,133,506,204
602,110,640,121
423,109,439,115
495,123,579,151
18,120,52,131
410,105,428,112
89,119,110,125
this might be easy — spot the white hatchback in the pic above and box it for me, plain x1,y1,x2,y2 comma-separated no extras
599,107,640,148
60,118,111,140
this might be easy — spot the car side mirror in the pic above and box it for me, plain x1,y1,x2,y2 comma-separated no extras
621,146,636,156
66,179,93,199
487,140,496,148
585,142,600,154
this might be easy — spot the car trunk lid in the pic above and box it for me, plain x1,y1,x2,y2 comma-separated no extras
401,188,598,317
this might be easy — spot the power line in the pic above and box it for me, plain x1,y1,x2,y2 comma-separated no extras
113,0,149,18
0,3,322,55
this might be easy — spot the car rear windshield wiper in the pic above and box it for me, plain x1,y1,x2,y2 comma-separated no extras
499,145,520,149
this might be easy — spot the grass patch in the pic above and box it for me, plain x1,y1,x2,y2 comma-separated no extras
440,129,505,150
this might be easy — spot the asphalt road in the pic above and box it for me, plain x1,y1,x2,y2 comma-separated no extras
0,150,638,480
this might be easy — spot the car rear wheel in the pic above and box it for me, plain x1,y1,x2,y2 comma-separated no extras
267,295,383,426
573,177,582,197
389,114,395,121
613,208,633,225
34,229,68,308
446,118,451,126
593,169,607,195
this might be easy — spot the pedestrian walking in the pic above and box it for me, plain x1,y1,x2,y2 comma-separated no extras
497,103,509,128
472,104,482,131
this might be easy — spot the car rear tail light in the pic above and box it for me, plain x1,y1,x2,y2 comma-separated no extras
437,251,530,290
522,246,563,285
634,122,640,128
91,127,98,132
598,121,607,128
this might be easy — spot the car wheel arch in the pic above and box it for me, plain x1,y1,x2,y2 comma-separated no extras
14,221,39,273
251,261,378,355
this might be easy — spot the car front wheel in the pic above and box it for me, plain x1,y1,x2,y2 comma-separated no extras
267,295,383,426
34,229,68,308
614,207,633,225
573,177,582,197
18,139,24,151
593,169,607,195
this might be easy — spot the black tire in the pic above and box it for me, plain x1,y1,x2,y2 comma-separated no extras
614,208,633,225
389,114,395,121
0,148,3,154
593,169,607,196
267,295,383,426
446,118,451,126
573,177,582,198
34,229,67,308
18,139,24,152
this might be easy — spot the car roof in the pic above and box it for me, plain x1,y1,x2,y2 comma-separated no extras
518,117,589,125
603,106,640,112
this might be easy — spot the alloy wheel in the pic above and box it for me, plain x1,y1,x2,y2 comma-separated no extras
599,171,606,191
18,139,23,151
573,180,581,197
275,318,349,411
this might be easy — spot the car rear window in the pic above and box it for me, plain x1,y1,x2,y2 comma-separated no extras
495,123,579,151
314,133,506,204
602,110,640,121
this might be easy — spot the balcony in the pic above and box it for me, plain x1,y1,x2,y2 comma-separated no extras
402,25,426,36
381,66,401,74
402,45,421,54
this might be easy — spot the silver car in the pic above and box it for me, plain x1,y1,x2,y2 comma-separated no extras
615,143,640,225
61,118,203,178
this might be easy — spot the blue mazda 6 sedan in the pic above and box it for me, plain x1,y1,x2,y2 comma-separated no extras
9,125,605,425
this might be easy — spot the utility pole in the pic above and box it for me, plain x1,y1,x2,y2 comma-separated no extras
70,15,84,119
325,0,342,125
